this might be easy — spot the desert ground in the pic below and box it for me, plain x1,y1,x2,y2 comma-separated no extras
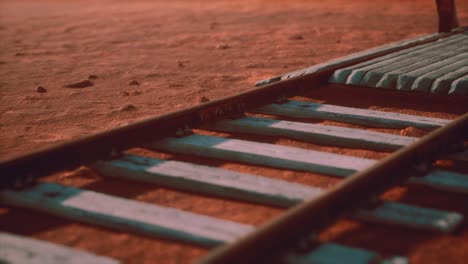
1,0,468,263
1,0,467,160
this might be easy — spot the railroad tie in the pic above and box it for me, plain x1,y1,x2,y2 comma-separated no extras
93,155,465,233
0,232,119,264
93,154,322,208
206,116,417,151
408,170,468,194
0,183,253,248
254,100,449,130
149,134,376,177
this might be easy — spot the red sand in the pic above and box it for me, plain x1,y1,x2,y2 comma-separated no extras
1,1,467,263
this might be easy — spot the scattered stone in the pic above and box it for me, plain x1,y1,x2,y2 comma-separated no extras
88,74,98,80
177,61,185,68
216,44,230,50
289,34,304,40
400,126,428,137
120,91,130,97
65,80,94,88
282,65,289,68
196,96,210,104
14,52,26,56
36,86,47,93
119,104,137,112
131,90,142,95
129,80,140,86
210,22,218,29
336,39,342,44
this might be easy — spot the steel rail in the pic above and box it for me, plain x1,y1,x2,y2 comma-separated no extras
199,113,468,264
0,29,461,188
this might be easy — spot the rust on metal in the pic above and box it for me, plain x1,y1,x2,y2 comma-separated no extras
199,113,468,264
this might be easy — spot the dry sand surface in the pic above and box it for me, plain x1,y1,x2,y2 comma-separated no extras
1,0,468,264
1,0,467,160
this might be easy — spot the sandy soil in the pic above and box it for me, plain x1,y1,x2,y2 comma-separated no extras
1,0,467,160
1,0,468,264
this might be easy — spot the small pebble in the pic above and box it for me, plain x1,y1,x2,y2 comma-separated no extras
119,104,137,111
216,44,230,50
120,91,130,97
65,80,94,88
36,86,47,93
289,34,304,40
88,75,98,80
177,61,185,68
196,96,210,104
400,126,427,137
209,22,218,29
129,80,140,86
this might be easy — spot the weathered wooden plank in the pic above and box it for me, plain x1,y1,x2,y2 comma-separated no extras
362,42,468,88
0,232,119,264
376,47,468,89
289,243,381,264
208,116,417,151
0,183,253,247
408,170,468,194
430,67,468,94
449,75,468,95
411,59,468,92
396,52,468,90
332,34,467,85
355,201,463,232
253,100,450,130
93,155,321,207
329,33,465,83
149,134,375,177
257,31,449,86
94,155,462,232
276,32,449,81
361,45,468,88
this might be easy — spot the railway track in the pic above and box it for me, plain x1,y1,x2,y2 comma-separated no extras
1,27,467,264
